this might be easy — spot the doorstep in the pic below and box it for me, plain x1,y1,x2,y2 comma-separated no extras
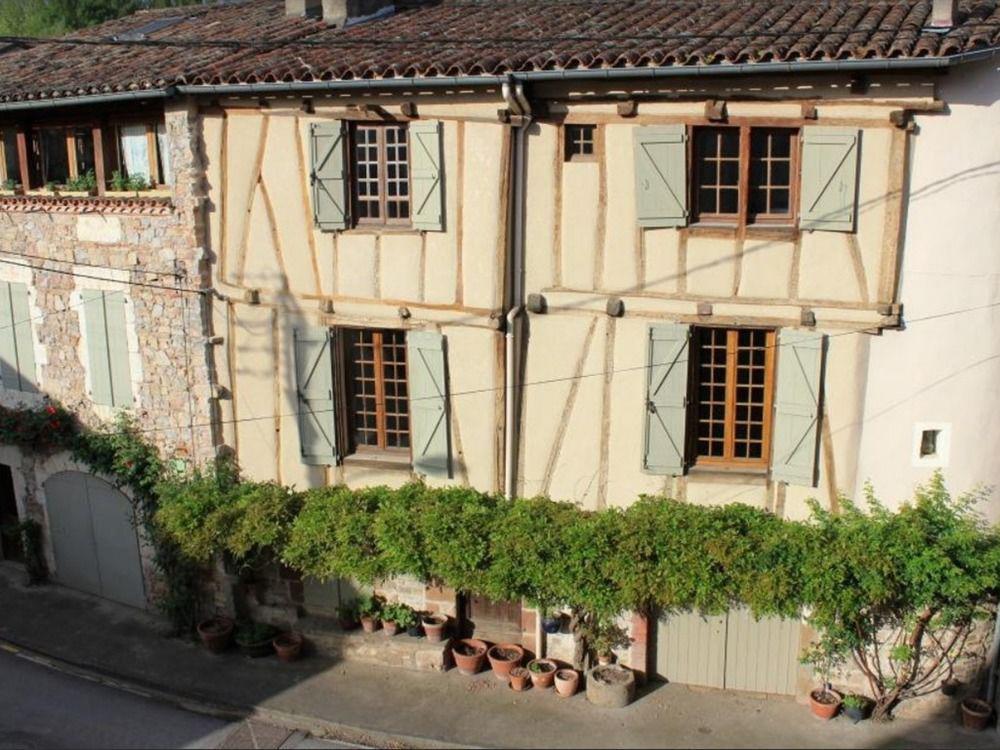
298,616,449,672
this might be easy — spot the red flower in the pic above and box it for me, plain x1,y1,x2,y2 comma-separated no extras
44,405,56,415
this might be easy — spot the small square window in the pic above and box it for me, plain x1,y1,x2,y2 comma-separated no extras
912,422,950,468
564,124,596,161
919,429,939,458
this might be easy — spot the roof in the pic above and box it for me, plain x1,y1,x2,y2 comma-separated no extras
1,0,999,104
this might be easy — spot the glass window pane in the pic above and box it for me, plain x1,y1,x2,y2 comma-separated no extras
719,188,739,214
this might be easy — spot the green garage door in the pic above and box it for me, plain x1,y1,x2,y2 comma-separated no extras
45,471,146,610
655,608,801,695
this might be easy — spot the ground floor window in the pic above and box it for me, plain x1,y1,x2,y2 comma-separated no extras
690,327,776,468
342,327,410,455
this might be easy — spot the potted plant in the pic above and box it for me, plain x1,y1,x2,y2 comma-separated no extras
197,615,234,653
106,170,150,198
60,169,97,197
451,638,488,675
842,693,873,723
509,666,531,692
382,602,415,637
941,677,961,696
554,668,580,698
336,601,359,631
273,632,304,663
357,594,382,634
527,658,558,689
487,643,525,681
0,178,20,196
589,621,631,666
541,609,563,635
406,611,425,638
234,621,280,658
960,698,993,731
586,663,636,708
802,642,844,720
422,613,448,642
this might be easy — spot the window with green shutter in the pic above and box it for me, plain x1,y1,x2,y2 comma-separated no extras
409,120,444,231
0,281,37,393
293,326,338,465
81,290,133,408
771,329,825,487
643,323,690,475
633,125,688,228
799,127,860,232
310,121,348,230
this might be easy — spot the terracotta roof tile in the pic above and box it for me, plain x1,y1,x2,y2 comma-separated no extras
0,0,998,103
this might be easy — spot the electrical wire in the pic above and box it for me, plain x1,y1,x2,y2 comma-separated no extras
0,257,204,295
0,250,184,279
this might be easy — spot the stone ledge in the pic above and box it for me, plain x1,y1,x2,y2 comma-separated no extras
0,195,174,216
299,616,450,672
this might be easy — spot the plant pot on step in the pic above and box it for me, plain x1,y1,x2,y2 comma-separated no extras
360,616,379,634
273,632,303,663
510,667,531,692
809,687,843,720
941,678,961,697
960,698,993,731
452,638,488,676
197,616,234,653
527,658,558,689
487,643,525,681
542,615,562,634
383,620,400,636
422,614,448,643
841,694,873,723
554,668,580,698
235,623,280,658
586,664,635,708
597,653,614,666
407,623,424,637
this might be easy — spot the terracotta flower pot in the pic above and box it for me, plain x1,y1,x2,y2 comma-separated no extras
941,678,961,697
338,616,358,631
383,620,400,636
487,643,525,681
527,658,558,689
961,698,993,731
554,668,580,698
273,632,303,663
452,638,488,676
422,614,448,643
360,616,379,634
597,653,614,666
809,688,843,720
197,616,234,653
510,666,531,692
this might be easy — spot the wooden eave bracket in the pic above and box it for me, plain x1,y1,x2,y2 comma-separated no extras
617,99,638,118
705,99,727,122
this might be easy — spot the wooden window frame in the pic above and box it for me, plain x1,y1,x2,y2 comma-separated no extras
688,326,776,470
337,327,413,461
564,123,598,162
348,122,412,228
690,125,799,228
110,120,166,188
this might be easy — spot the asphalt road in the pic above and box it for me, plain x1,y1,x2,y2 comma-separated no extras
0,649,357,750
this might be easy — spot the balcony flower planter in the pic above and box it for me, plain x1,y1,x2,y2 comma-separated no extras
452,638,488,675
197,616,234,653
527,658,558,689
809,687,843,720
273,632,304,663
487,643,524,681
960,698,993,731
422,614,448,643
554,668,580,698
509,667,531,692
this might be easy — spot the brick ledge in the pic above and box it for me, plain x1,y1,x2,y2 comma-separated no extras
0,194,174,216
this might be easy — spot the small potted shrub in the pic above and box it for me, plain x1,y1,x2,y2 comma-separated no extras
273,632,304,663
960,697,993,731
235,621,280,658
382,602,416,637
554,668,580,698
60,169,97,197
527,658,558,689
487,643,525,681
0,178,20,196
336,601,359,631
802,642,843,720
541,609,563,635
197,615,234,653
357,594,382,634
589,621,631,666
422,613,448,642
451,638,488,675
406,611,425,638
509,666,531,692
842,693,873,723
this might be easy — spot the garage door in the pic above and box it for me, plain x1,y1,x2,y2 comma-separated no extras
45,471,146,609
655,608,801,695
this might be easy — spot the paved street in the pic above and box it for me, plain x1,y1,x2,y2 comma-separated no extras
0,649,355,750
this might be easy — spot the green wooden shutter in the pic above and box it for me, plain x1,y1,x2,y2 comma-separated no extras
0,281,37,392
294,326,338,465
82,290,132,408
771,329,825,486
643,323,690,475
407,330,450,478
310,121,348,231
104,292,133,408
800,127,860,232
633,125,688,228
409,120,444,231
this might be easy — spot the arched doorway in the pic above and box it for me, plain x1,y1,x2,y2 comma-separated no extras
44,471,146,609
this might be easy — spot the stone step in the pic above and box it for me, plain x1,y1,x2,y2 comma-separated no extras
298,616,449,672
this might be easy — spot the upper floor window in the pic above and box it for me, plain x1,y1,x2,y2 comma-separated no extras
565,124,596,162
692,126,798,226
350,123,410,226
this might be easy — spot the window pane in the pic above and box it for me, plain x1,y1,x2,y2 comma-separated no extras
40,128,70,185
719,188,739,214
119,124,151,183
719,129,740,156
720,160,739,186
2,130,19,185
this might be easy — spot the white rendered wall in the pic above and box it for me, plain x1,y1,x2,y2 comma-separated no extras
855,60,1000,520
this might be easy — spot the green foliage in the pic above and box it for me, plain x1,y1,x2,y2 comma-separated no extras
0,0,205,37
65,169,97,193
842,693,870,710
356,593,382,619
110,170,129,191
382,601,416,628
234,621,279,646
1,518,47,585
0,403,77,453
